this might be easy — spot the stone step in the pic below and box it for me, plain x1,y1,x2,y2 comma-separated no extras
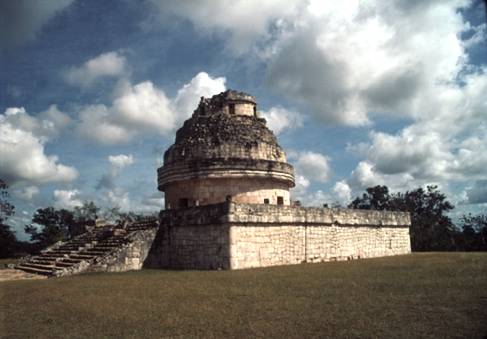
46,251,72,256
16,265,54,276
81,250,108,256
31,259,57,265
61,258,83,264
70,254,96,260
38,254,64,260
55,262,76,268
91,246,119,251
21,262,63,271
96,240,126,245
97,243,126,247
59,244,84,249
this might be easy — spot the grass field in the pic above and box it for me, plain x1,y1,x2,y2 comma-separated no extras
1,253,486,338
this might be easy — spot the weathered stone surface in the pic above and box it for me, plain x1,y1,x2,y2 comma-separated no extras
158,89,295,209
151,202,411,270
16,220,158,277
153,89,412,270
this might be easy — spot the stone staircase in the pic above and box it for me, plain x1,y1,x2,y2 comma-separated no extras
16,219,158,277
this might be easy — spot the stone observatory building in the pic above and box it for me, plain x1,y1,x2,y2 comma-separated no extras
15,89,412,277
144,90,412,270
157,90,295,209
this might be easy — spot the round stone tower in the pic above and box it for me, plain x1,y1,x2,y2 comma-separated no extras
157,90,295,209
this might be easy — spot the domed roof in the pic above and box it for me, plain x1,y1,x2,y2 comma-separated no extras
158,90,294,190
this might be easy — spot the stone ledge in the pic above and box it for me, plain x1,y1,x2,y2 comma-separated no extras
159,202,411,228
158,158,295,189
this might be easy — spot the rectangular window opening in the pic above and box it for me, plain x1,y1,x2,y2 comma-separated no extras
264,198,270,204
229,103,235,114
277,196,284,205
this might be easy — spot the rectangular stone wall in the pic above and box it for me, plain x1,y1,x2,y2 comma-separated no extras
229,225,305,268
155,202,411,270
229,224,411,269
158,224,230,270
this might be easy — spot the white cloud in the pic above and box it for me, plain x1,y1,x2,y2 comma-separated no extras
96,154,135,191
108,154,134,171
38,104,72,131
149,0,301,54
288,150,334,207
174,72,226,123
296,190,333,207
333,180,352,206
1,105,71,141
348,161,417,193
137,192,165,213
290,174,310,197
65,51,129,87
53,189,83,209
76,104,133,144
106,189,131,212
112,81,176,132
265,1,481,126
261,106,303,134
14,186,40,201
0,112,78,185
0,0,74,49
76,72,226,144
294,151,331,183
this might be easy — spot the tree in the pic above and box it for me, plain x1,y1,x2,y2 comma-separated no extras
348,185,456,251
458,214,487,251
349,185,393,211
399,186,455,251
25,207,75,249
0,179,18,258
24,201,103,250
71,201,100,236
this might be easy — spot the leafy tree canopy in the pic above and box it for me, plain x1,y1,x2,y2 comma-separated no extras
0,179,18,258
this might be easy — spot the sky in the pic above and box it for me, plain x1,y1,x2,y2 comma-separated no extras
1,0,486,240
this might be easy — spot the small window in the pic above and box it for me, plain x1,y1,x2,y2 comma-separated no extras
277,196,284,205
179,198,189,208
264,198,270,204
253,105,257,117
229,103,235,114
226,195,232,202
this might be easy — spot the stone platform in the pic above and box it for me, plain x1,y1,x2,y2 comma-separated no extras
145,202,411,270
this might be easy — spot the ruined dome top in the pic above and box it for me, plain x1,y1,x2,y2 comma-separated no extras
158,90,295,190
163,90,284,164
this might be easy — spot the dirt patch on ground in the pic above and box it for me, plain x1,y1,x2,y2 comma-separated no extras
0,269,46,282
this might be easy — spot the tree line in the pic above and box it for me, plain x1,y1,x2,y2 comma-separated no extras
348,185,486,251
1,179,486,258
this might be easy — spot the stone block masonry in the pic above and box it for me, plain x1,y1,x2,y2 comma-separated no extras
146,202,411,270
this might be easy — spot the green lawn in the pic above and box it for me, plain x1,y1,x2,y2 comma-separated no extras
1,253,486,338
